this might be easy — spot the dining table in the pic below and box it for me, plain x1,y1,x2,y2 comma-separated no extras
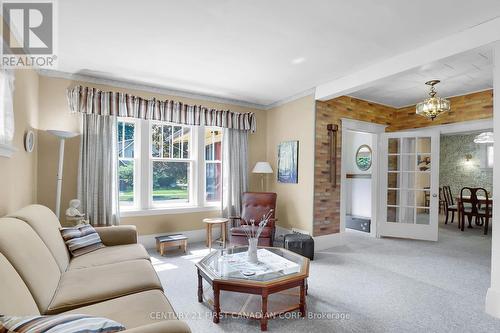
455,195,493,231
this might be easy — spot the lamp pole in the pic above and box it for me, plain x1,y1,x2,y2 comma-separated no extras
47,130,79,219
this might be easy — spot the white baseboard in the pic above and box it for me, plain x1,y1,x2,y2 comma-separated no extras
313,232,346,251
486,287,500,318
138,228,221,249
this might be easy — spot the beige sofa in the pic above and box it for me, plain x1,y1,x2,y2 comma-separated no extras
0,205,190,333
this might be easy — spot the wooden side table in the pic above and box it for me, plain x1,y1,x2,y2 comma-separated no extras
203,218,229,251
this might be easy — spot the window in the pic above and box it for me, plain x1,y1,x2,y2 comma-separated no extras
205,128,222,204
117,118,223,214
151,123,193,207
487,144,494,169
479,143,494,169
118,120,137,208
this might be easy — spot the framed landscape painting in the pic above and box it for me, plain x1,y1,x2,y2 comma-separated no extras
277,140,299,183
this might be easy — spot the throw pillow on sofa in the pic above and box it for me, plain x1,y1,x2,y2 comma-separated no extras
60,224,105,257
0,314,125,332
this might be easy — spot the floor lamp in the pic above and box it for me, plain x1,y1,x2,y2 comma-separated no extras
252,162,273,191
47,130,79,219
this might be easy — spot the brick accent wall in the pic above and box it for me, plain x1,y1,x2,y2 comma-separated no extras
313,97,395,236
387,90,493,131
313,90,493,237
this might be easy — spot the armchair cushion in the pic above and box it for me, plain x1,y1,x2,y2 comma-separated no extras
95,226,138,246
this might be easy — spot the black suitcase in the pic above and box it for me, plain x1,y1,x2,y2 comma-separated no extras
283,233,314,260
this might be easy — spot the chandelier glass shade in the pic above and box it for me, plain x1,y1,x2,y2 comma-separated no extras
473,131,494,144
415,80,450,120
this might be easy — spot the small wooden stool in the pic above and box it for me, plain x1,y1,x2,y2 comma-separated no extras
155,234,188,255
203,218,229,251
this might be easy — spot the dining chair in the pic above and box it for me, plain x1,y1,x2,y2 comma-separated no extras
476,188,492,235
424,186,430,207
458,187,491,233
442,186,457,224
439,187,445,214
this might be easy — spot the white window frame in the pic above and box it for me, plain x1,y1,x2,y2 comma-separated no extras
119,118,222,216
204,127,223,207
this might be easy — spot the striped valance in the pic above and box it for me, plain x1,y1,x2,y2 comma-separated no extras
66,85,256,132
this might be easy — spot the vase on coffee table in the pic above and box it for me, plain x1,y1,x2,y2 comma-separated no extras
247,237,258,263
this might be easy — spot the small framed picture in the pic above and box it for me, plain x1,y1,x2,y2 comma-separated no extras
277,140,299,183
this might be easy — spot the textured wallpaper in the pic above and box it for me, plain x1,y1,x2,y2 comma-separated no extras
439,133,493,198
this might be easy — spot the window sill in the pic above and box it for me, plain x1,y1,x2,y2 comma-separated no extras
120,205,221,217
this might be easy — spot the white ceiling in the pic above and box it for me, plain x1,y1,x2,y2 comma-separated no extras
349,46,493,108
55,0,500,107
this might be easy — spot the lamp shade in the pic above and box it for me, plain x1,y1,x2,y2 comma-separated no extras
252,162,273,174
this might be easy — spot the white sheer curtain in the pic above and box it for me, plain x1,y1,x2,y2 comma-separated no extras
0,69,15,146
78,114,120,226
222,128,249,217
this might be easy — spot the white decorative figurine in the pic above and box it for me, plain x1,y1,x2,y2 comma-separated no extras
66,199,85,217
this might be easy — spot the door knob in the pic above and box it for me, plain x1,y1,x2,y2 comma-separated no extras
432,194,437,198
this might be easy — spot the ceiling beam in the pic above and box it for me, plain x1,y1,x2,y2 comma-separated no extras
315,16,500,101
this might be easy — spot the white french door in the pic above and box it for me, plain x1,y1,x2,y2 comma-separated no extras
379,130,440,241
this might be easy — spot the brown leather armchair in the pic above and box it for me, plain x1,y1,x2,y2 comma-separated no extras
230,192,277,247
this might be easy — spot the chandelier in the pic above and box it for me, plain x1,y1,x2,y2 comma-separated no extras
473,131,494,144
415,80,450,120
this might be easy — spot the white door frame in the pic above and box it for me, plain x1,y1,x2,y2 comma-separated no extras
340,118,387,237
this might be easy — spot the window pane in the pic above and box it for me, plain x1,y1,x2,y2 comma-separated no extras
488,145,494,168
119,160,134,207
206,162,222,202
163,125,172,158
117,122,124,158
124,123,135,158
152,161,189,205
205,128,222,161
151,124,161,158
182,127,190,159
172,126,183,158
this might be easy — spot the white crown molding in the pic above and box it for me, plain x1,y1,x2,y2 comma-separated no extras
36,69,269,111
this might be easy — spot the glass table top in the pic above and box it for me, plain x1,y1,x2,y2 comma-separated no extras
196,246,308,283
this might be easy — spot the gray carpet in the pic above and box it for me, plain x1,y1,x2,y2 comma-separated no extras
149,220,500,332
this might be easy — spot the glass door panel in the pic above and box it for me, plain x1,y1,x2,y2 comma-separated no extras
380,131,439,241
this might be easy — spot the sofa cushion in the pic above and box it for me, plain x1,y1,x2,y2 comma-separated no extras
47,260,162,314
9,205,70,272
0,253,40,316
0,314,125,332
0,218,61,314
63,290,178,329
60,224,105,257
68,244,150,270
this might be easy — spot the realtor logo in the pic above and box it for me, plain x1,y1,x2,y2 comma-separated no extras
1,0,57,68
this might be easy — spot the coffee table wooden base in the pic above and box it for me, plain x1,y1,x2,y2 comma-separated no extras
197,268,307,331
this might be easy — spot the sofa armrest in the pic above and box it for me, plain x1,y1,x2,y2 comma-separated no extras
124,321,191,333
95,225,138,246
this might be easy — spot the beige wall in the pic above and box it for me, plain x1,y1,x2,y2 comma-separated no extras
36,75,267,235
0,69,39,216
266,95,316,234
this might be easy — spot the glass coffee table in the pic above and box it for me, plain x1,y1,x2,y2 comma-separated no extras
196,246,309,331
